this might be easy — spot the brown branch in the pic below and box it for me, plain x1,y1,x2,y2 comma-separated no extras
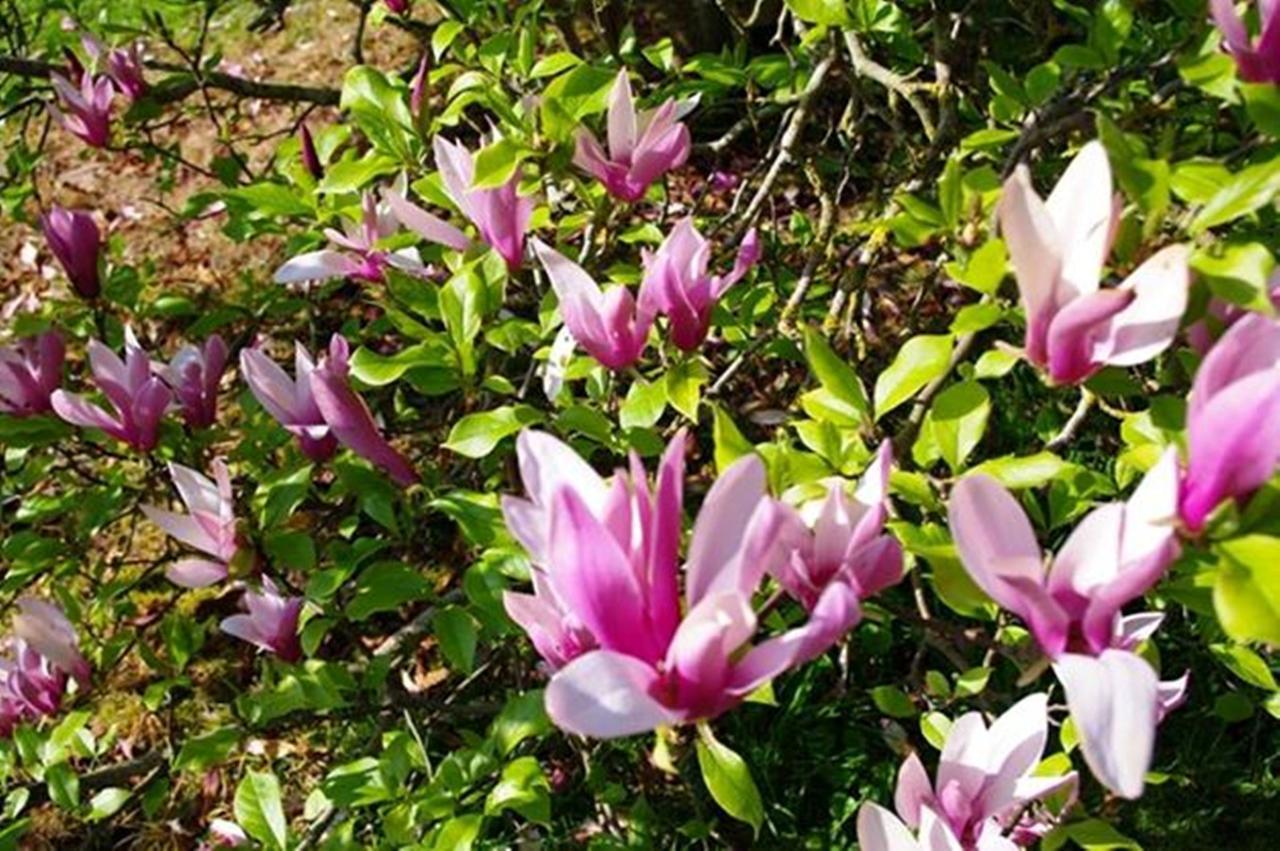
842,30,936,142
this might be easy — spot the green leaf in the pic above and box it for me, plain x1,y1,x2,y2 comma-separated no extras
695,725,765,834
620,378,669,430
227,182,311,217
874,334,954,419
971,452,1068,489
444,405,544,458
87,788,130,822
955,666,992,697
871,685,918,719
484,756,550,824
433,814,483,851
434,606,479,673
945,239,1008,296
471,138,525,190
175,727,242,773
925,381,990,472
949,302,1003,335
666,360,709,421
1215,537,1280,645
346,562,433,621
440,270,486,378
349,341,453,387
711,404,754,473
939,154,964,230
1211,643,1279,691
529,51,582,78
316,153,399,194
540,65,616,143
1190,243,1277,315
264,531,316,572
803,327,871,425
1242,83,1280,136
920,712,952,750
784,0,850,26
1190,157,1280,234
490,691,551,756
234,770,288,851
45,762,79,811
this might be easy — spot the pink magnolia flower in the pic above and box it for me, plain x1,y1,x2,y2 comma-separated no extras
532,238,653,370
574,70,694,202
309,335,418,487
11,598,92,689
273,193,428,286
639,219,760,351
81,34,147,100
202,819,249,849
160,334,228,429
858,693,1077,851
40,206,102,299
948,449,1184,798
1,599,91,737
51,330,173,451
49,71,114,147
1211,0,1280,83
416,135,533,270
143,459,241,588
384,0,411,14
239,342,338,461
220,578,302,662
0,331,65,416
409,53,429,120
1186,269,1280,353
1179,313,1280,533
708,170,740,193
765,441,903,664
999,141,1190,385
504,430,835,738
298,123,323,180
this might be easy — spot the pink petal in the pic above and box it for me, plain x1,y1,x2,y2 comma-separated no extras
919,807,966,851
1043,141,1114,301
857,802,922,851
516,429,610,511
947,476,1067,650
433,136,477,219
1045,288,1132,384
309,365,417,486
384,189,472,251
546,487,664,663
1181,364,1280,531
975,692,1049,820
51,390,122,436
998,166,1064,365
544,650,675,738
1097,245,1191,368
894,752,934,829
239,347,299,427
1210,0,1252,55
684,453,767,605
606,70,637,160
273,250,361,284
166,558,229,588
666,591,754,717
629,121,690,195
12,598,90,687
1053,649,1159,799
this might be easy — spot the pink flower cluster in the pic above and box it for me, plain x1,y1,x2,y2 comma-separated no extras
501,430,902,737
1,599,91,737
